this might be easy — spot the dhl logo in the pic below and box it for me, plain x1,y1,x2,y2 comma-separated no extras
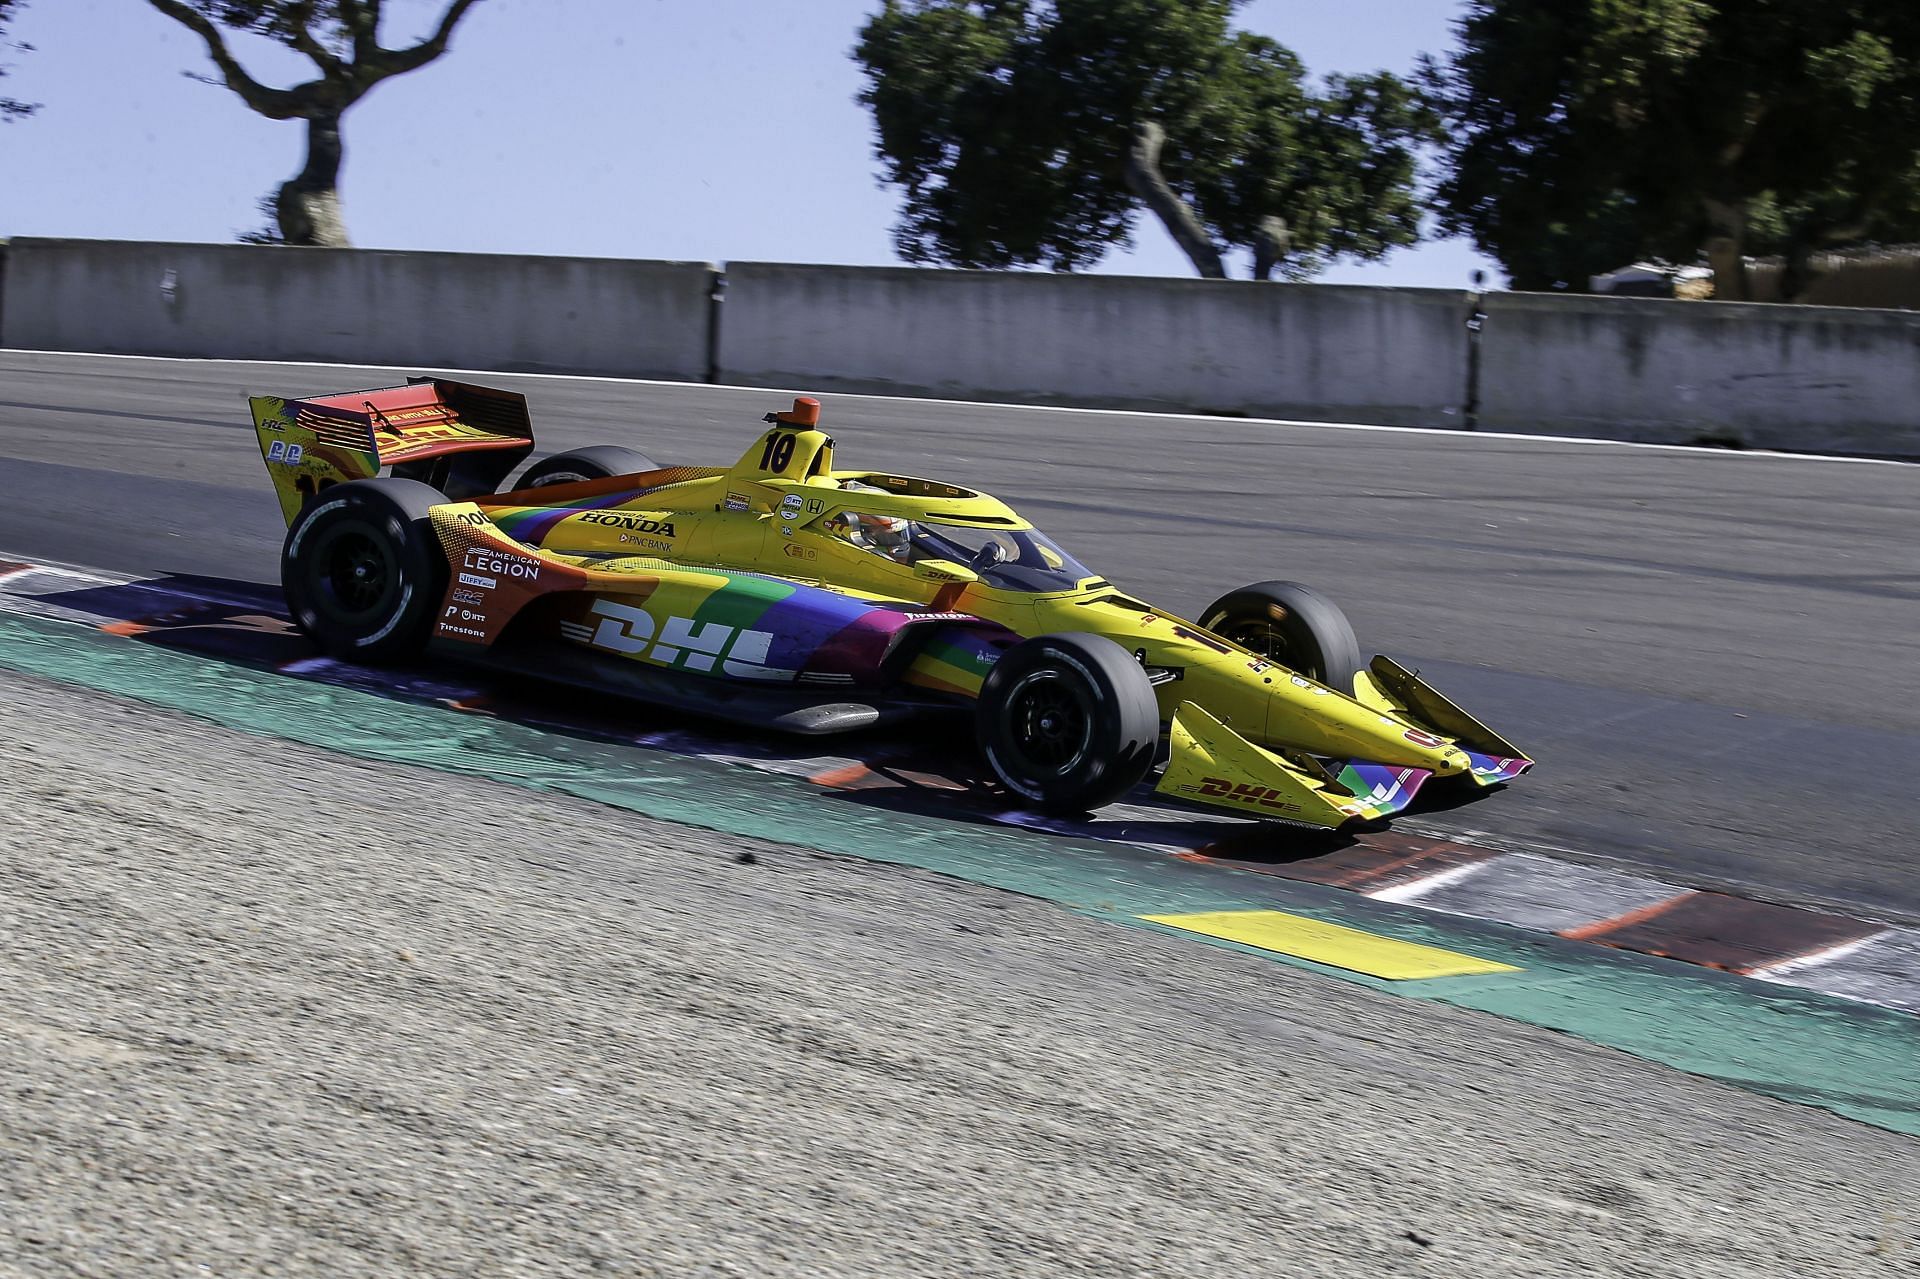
1193,776,1300,813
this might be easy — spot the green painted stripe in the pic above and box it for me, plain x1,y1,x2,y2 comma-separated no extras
688,569,797,630
0,609,1915,1135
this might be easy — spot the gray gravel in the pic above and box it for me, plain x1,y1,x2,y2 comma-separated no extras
0,669,1914,1278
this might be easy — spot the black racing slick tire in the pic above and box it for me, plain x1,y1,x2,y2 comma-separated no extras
282,478,449,663
517,445,658,489
1199,580,1363,688
976,632,1160,816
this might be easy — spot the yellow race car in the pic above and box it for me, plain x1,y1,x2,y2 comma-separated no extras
256,379,1531,828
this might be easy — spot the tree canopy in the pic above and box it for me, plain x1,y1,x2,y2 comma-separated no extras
1424,0,1920,299
854,0,1433,280
1,0,37,122
149,0,484,246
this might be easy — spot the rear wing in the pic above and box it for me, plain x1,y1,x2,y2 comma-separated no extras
251,377,536,525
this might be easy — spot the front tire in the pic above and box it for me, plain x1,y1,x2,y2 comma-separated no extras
517,444,658,489
976,633,1159,815
282,478,448,662
1199,580,1362,687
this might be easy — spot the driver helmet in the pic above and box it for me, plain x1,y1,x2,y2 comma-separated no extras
836,481,913,558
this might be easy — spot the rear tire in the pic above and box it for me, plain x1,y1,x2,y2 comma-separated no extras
1199,580,1362,687
282,478,448,662
976,633,1159,815
517,445,658,489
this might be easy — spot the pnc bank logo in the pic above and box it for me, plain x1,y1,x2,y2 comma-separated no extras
562,599,797,682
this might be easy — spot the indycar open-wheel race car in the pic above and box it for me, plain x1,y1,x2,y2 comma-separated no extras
254,378,1531,828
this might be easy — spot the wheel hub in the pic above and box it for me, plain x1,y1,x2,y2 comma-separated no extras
312,524,395,619
1004,670,1092,776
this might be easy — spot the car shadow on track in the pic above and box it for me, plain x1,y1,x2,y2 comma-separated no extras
17,569,1511,866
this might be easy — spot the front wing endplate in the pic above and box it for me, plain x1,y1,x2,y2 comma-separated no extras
1155,702,1426,829
1354,657,1533,787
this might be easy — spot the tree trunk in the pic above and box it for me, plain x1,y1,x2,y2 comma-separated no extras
1776,215,1868,304
1250,216,1290,281
275,114,351,248
1778,238,1820,304
1702,197,1748,303
1123,121,1226,279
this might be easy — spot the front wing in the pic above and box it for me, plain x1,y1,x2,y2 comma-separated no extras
1157,658,1533,829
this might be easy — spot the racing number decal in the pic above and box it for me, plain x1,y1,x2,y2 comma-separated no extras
759,432,798,473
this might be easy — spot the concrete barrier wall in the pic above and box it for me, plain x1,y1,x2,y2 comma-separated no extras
718,262,1473,427
5,239,1917,456
1478,291,1920,454
1,238,715,380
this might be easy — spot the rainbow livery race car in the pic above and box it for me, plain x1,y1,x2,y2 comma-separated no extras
253,378,1531,827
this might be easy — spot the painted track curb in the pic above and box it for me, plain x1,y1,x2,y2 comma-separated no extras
4,553,1918,1022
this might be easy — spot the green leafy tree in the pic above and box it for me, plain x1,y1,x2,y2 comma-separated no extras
1,0,38,122
1424,0,1920,299
148,0,485,246
854,0,1433,280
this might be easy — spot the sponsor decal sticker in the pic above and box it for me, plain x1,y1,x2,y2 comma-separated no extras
583,599,797,681
579,512,677,537
452,588,484,605
1192,776,1302,813
265,440,306,466
463,550,538,582
458,571,498,590
804,497,826,515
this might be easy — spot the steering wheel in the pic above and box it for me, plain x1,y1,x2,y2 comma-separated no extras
968,542,1007,571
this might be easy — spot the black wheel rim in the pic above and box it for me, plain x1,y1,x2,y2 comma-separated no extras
310,522,399,623
1003,669,1093,778
1219,620,1296,667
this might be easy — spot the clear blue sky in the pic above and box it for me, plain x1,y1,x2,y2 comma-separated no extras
0,0,1500,288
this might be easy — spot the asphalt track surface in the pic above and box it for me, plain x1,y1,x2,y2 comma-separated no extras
2,350,1917,919
11,670,1918,1279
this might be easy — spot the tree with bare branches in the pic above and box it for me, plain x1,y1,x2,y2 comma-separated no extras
148,0,485,246
1,0,38,122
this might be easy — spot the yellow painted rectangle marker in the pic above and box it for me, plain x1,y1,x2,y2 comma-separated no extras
1140,910,1520,980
